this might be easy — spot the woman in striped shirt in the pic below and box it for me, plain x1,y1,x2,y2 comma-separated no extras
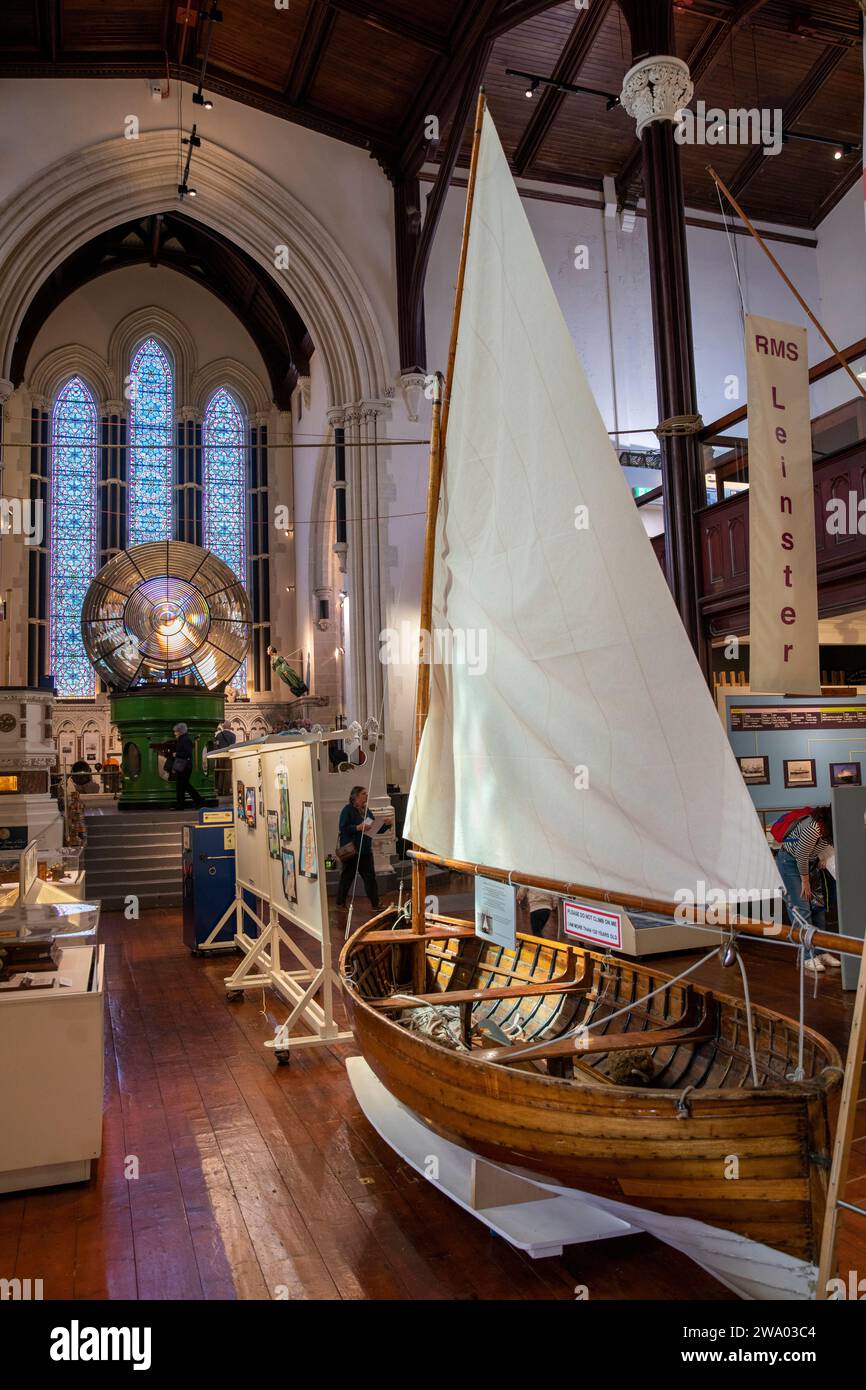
776,806,837,975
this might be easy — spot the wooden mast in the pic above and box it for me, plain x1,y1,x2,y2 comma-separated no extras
410,88,487,988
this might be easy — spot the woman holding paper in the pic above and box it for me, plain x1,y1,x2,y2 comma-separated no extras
336,786,380,912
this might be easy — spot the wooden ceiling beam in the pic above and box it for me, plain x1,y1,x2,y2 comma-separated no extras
513,0,613,176
727,43,850,200
687,0,771,85
284,1,335,105
36,0,58,63
489,0,564,40
616,0,772,206
325,1,449,55
397,43,492,367
397,0,504,179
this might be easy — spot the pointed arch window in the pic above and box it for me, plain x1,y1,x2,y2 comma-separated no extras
128,336,173,545
50,376,98,697
203,387,248,690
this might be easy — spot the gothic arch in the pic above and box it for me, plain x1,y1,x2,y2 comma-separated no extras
192,359,272,418
27,345,113,407
108,307,196,407
0,132,391,411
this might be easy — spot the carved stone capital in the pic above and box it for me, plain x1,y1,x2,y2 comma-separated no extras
397,371,428,423
0,379,15,406
174,407,199,425
29,393,50,412
620,56,693,136
297,376,311,412
100,400,127,418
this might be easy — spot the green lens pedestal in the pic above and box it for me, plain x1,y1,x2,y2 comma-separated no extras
111,686,224,810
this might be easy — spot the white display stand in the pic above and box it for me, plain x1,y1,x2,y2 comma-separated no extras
347,1056,633,1257
0,942,105,1193
211,735,353,1061
347,1057,817,1300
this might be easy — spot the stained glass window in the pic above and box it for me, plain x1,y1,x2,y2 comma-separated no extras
128,337,173,544
50,377,98,697
203,387,248,691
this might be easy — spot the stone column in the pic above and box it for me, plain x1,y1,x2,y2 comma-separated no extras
619,0,704,656
175,406,201,547
342,400,390,728
99,399,128,564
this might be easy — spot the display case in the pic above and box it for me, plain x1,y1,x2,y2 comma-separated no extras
0,899,103,1193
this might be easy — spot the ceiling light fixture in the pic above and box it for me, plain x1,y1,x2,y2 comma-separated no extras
508,68,621,111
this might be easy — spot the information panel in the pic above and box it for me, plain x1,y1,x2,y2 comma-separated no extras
730,704,866,732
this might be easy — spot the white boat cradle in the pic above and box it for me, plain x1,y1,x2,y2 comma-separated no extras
348,1056,818,1302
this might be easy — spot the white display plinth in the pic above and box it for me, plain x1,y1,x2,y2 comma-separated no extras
0,942,105,1193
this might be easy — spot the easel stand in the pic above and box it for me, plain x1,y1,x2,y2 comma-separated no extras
213,734,352,1062
225,887,352,1061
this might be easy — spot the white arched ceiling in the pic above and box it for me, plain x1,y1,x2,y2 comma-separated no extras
0,131,391,410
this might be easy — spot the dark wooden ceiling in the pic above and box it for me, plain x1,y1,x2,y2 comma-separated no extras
1,1,862,228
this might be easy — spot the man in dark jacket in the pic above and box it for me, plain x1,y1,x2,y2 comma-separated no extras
336,786,379,910
172,722,203,810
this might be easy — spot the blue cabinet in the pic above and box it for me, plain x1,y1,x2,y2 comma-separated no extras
182,818,237,953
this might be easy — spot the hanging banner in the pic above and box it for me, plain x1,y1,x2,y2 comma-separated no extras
745,314,819,695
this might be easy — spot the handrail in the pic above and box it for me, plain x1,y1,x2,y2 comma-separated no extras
698,336,866,442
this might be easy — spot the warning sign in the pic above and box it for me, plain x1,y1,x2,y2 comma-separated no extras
563,901,622,949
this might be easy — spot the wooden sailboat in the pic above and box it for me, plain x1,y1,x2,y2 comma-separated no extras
340,94,855,1297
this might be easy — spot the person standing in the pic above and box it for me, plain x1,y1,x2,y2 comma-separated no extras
776,805,838,975
212,720,236,796
336,786,380,912
171,722,203,810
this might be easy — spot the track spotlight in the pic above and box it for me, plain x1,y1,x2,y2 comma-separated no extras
834,148,843,160
525,79,539,99
192,91,214,109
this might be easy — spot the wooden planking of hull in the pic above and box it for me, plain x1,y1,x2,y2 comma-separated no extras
339,915,842,1266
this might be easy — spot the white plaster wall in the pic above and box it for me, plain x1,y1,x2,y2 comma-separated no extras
814,180,866,415
686,222,824,428
0,77,400,388
26,264,269,383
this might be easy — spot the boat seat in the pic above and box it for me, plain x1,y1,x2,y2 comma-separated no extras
474,991,718,1067
369,957,592,1011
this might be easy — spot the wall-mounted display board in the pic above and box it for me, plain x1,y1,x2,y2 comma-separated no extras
724,692,866,815
209,735,353,1061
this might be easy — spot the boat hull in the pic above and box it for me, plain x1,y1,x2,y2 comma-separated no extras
341,929,839,1265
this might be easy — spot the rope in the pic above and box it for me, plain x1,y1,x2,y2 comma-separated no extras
716,179,746,326
734,946,760,1087
654,414,705,437
517,943,724,1058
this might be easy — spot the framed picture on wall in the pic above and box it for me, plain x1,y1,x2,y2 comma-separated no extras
281,848,298,904
244,786,257,827
299,800,318,879
783,758,817,789
236,780,245,822
736,755,770,785
267,811,280,859
275,765,291,846
830,762,862,787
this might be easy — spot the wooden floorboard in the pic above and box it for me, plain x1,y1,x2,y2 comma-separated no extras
2,881,864,1301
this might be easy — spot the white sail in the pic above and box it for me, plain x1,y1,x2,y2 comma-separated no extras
405,108,780,905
